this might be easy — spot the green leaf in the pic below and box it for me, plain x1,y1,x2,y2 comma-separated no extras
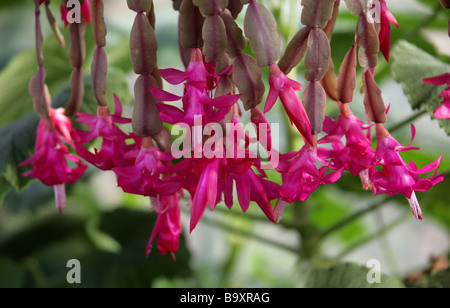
304,262,405,288
391,40,450,135
0,257,27,288
427,268,450,288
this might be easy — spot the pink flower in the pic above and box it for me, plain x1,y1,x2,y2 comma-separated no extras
264,63,313,146
72,95,133,170
60,0,91,27
113,137,181,197
20,107,87,213
275,141,343,222
188,157,221,232
319,103,376,189
146,193,182,260
182,107,278,232
378,0,399,62
370,124,444,219
423,73,450,119
150,49,240,126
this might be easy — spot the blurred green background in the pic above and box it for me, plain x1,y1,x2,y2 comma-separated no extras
0,0,449,288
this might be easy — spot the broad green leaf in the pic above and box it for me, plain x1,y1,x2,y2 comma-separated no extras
304,262,405,288
391,40,450,135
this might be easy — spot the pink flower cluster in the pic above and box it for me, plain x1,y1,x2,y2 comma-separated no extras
21,1,445,260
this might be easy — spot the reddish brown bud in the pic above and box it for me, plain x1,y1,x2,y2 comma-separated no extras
92,0,107,47
65,67,85,117
29,67,49,119
363,70,386,123
321,57,339,101
337,43,357,103
69,22,86,68
91,47,108,107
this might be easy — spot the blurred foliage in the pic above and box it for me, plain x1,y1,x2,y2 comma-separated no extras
0,0,449,288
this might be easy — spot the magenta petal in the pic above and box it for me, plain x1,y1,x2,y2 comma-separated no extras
156,103,185,124
207,160,220,211
434,103,450,119
264,87,279,113
149,87,182,102
423,73,450,86
190,159,219,232
235,174,251,213
274,199,288,223
415,155,443,174
207,94,241,108
158,68,189,85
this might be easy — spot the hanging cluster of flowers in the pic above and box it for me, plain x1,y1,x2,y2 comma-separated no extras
23,0,446,259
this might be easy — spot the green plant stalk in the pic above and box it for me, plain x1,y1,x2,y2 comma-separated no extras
335,214,409,261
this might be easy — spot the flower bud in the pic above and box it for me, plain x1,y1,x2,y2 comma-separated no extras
91,46,108,107
65,67,85,116
92,0,107,47
179,0,204,49
356,13,379,71
337,43,357,103
363,70,387,123
69,22,86,68
29,67,49,119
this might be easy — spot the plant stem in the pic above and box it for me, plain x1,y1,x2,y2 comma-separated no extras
387,109,428,134
335,214,409,261
318,196,392,240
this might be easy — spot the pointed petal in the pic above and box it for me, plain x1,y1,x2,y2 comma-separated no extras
158,68,189,85
149,87,182,102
